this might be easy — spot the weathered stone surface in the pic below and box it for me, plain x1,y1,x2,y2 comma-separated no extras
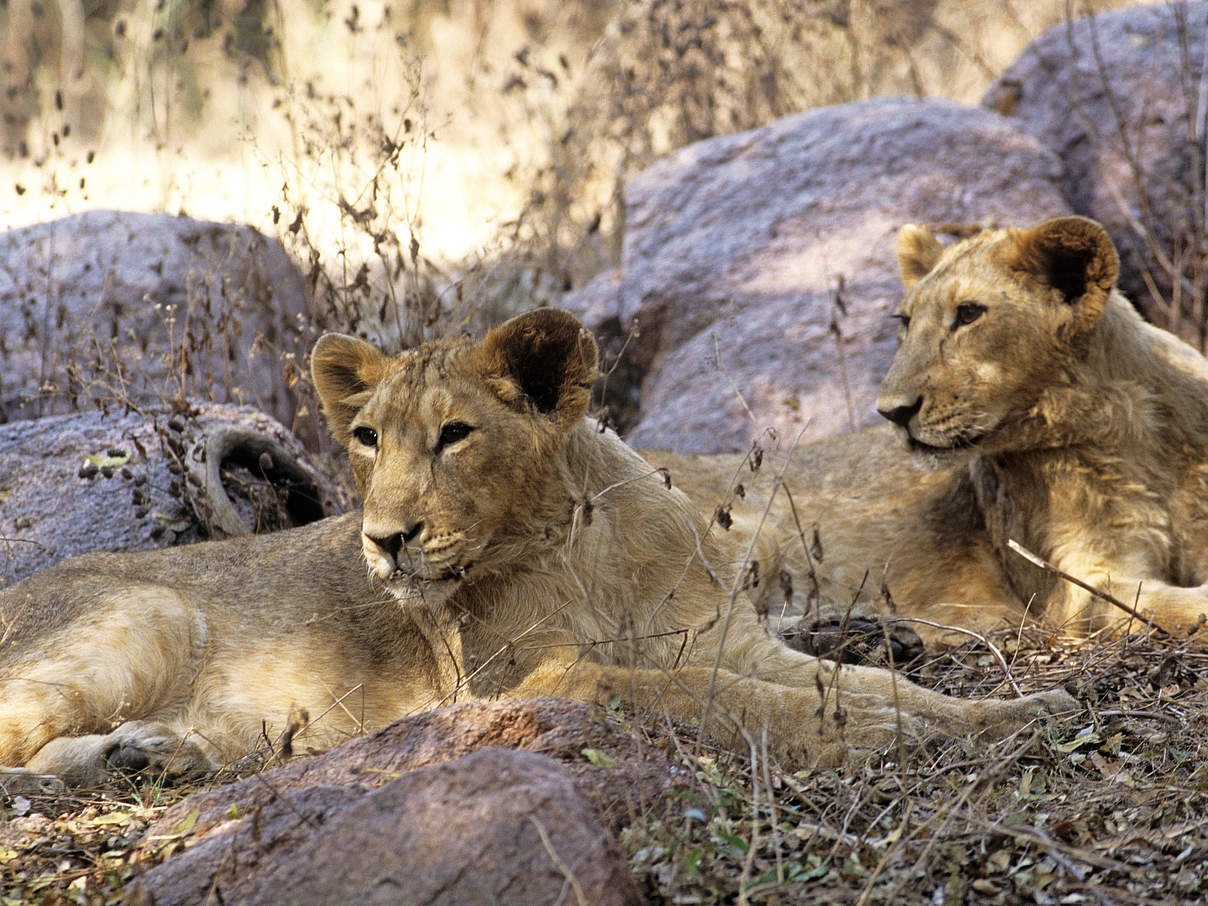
140,699,684,843
130,748,644,906
0,210,315,433
0,402,348,585
565,96,1071,453
984,1,1208,344
130,700,683,906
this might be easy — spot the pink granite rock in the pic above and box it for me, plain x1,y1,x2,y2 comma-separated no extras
565,97,1071,453
984,1,1208,345
0,210,316,435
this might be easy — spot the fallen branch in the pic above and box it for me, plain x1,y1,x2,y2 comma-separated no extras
1006,539,1174,638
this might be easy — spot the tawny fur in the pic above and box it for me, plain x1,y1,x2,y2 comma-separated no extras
665,217,1208,644
0,309,1072,787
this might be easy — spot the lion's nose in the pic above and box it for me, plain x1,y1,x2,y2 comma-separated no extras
365,521,423,561
877,396,923,428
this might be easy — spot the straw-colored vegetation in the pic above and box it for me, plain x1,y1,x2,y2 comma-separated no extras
5,630,1208,904
5,2,1208,904
0,0,1141,332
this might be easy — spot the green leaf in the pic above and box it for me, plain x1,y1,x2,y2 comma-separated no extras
581,748,618,768
88,811,133,827
715,831,749,854
85,453,131,469
1055,730,1102,753
170,808,200,836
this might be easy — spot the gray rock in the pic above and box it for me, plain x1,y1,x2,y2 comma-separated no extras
139,698,685,847
984,1,1208,344
0,210,315,434
566,97,1071,453
132,749,644,906
130,700,679,906
0,402,348,585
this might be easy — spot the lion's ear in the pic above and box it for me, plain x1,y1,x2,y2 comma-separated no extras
1006,216,1119,334
896,224,944,289
311,333,391,442
476,308,599,431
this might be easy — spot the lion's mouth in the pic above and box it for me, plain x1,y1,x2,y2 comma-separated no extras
383,563,471,592
905,432,984,455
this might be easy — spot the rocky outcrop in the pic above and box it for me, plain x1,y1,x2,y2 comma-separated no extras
128,699,686,905
0,402,348,585
0,210,316,435
565,96,1071,453
984,1,1208,345
132,748,643,906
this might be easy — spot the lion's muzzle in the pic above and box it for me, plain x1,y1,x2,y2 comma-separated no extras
362,520,425,580
876,394,922,430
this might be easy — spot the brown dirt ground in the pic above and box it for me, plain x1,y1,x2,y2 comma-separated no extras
2,628,1207,905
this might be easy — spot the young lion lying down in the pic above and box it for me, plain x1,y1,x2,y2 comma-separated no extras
666,216,1208,646
0,309,1073,788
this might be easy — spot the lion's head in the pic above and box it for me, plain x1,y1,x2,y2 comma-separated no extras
876,216,1120,457
310,308,598,605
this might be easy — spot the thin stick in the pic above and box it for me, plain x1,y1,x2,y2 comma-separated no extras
704,428,810,729
1006,538,1174,638
891,617,1024,698
1095,708,1184,727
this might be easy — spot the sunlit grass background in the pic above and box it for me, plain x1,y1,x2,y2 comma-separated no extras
0,0,1137,336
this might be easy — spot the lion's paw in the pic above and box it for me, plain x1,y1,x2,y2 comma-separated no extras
968,689,1079,739
102,721,216,780
1023,688,1079,716
779,614,925,666
25,721,217,788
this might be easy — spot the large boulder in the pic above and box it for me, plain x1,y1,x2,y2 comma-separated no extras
132,748,643,906
129,700,683,905
0,210,316,435
565,96,1071,453
0,402,348,585
984,1,1208,346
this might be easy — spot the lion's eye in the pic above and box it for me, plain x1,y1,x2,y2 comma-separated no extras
954,302,986,327
891,313,910,331
436,421,474,452
352,426,378,448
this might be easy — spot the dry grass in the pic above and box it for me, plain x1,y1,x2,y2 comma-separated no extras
2,3,1206,905
615,620,1208,904
0,1,1139,311
3,629,1208,903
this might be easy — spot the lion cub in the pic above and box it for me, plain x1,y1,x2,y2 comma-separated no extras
0,309,1072,788
676,217,1208,645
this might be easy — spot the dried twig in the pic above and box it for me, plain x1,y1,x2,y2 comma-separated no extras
892,617,1025,698
1006,539,1174,638
532,817,589,906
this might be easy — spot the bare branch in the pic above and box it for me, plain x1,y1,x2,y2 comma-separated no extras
1006,538,1174,638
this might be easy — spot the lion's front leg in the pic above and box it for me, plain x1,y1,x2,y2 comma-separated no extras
511,657,1076,769
814,660,1076,744
511,658,850,766
1094,581,1208,640
1040,551,1208,640
740,640,1077,758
